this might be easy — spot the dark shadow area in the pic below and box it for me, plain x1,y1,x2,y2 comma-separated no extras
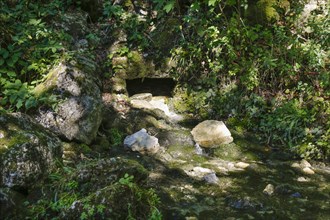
126,78,176,97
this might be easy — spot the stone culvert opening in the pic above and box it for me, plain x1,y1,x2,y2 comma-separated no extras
126,78,176,97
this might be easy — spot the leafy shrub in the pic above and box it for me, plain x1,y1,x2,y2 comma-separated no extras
109,128,124,147
0,1,68,111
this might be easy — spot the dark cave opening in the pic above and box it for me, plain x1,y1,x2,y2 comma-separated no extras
126,78,176,97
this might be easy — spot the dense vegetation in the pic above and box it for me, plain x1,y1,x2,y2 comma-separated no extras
148,0,329,160
0,1,329,156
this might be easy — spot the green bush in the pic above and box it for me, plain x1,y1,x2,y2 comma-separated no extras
0,1,68,111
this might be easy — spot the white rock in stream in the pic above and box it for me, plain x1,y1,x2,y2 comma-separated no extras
191,120,233,148
302,167,315,175
130,93,152,101
203,173,219,184
297,176,310,182
263,184,275,196
130,99,155,110
130,96,183,122
124,129,160,154
235,162,250,169
185,167,215,180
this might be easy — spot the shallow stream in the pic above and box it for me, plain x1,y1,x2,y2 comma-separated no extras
121,96,330,219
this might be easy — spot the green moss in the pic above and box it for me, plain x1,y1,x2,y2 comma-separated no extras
33,63,64,97
127,51,151,79
213,142,258,161
247,0,290,24
191,154,208,163
0,131,30,156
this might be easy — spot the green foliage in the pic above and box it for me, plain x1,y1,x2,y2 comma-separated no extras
173,88,215,119
158,0,329,159
109,128,124,147
0,0,68,111
26,164,162,220
0,79,37,110
118,174,162,220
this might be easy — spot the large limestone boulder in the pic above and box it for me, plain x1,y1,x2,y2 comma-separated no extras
0,113,62,189
124,129,160,154
33,58,103,144
191,120,233,148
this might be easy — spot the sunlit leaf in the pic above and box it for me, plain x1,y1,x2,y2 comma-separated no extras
28,18,42,25
163,1,175,13
2,49,9,59
208,0,217,6
6,70,16,78
16,99,23,109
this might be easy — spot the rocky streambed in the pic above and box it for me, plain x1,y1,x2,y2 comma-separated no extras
1,93,330,220
99,93,330,219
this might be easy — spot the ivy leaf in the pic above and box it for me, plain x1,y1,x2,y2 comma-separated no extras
16,99,23,109
208,0,217,6
6,70,16,78
190,2,200,11
227,0,236,6
9,94,17,104
163,1,175,13
25,97,37,109
28,19,42,26
1,49,9,59
6,58,15,67
0,58,4,66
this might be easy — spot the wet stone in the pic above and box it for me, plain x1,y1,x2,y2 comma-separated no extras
302,167,315,175
203,173,219,184
191,120,233,148
195,143,204,155
226,196,263,211
274,184,293,195
123,129,160,154
235,162,250,169
263,184,275,196
130,93,153,101
290,192,302,198
300,159,312,168
297,177,310,182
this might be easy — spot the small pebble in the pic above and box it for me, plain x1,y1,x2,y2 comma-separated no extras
235,162,250,169
300,159,312,168
263,184,275,196
290,192,302,198
297,177,310,182
203,173,219,184
302,167,315,175
291,162,300,168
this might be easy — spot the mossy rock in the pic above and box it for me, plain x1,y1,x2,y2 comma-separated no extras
112,50,155,79
246,0,290,24
33,59,103,144
0,113,62,189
